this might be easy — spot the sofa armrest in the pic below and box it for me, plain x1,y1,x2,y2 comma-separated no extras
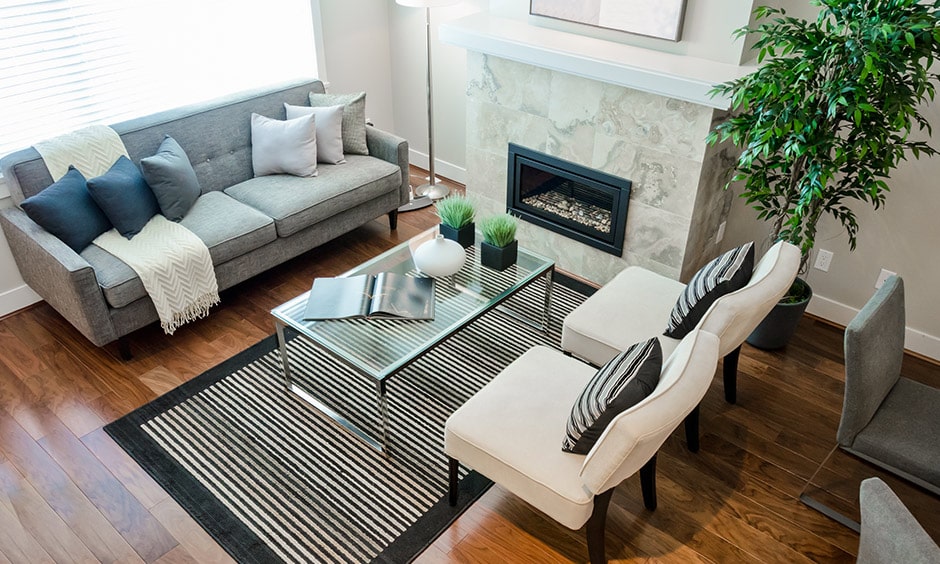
0,207,117,346
366,126,410,206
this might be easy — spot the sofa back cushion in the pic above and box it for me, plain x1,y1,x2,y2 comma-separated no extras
1,79,327,205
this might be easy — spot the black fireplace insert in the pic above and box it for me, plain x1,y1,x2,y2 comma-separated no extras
506,143,631,255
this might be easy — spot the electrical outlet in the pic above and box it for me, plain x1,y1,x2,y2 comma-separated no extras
716,221,726,244
813,249,834,272
875,268,896,289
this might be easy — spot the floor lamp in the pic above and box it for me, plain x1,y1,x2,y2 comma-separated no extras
397,0,457,204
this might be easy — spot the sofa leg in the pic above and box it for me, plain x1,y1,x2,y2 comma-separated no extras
640,454,657,511
388,209,399,231
117,337,132,361
684,405,700,453
448,457,459,507
723,345,741,404
586,488,614,564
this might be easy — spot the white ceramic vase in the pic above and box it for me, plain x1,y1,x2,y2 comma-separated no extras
413,234,466,277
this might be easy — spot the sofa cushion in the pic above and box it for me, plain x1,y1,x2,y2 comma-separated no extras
285,103,346,164
86,156,161,239
179,191,276,264
82,191,276,308
250,112,318,177
308,91,368,156
140,135,202,221
20,166,112,253
224,154,400,238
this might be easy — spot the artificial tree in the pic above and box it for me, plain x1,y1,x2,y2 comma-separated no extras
708,0,940,292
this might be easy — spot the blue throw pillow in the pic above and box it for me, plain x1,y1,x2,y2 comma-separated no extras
140,135,201,221
87,156,160,238
20,166,112,253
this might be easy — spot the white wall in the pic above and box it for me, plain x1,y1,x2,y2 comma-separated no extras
387,0,487,184
317,0,395,131
490,0,753,64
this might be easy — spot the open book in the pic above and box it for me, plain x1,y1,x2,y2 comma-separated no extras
302,273,435,321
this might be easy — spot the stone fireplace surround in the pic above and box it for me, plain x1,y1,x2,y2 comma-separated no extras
443,13,749,286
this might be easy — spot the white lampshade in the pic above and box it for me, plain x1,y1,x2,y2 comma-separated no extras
396,0,458,7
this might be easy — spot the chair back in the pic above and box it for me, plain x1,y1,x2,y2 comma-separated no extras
857,477,940,563
698,240,801,357
837,275,906,446
579,329,720,494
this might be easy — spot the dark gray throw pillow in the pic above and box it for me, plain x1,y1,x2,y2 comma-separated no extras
20,166,112,253
563,337,662,454
87,156,160,239
141,135,201,221
664,241,755,339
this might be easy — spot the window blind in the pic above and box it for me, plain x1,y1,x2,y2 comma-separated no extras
0,0,319,157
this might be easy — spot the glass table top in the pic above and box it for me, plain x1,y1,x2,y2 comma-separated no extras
271,228,554,381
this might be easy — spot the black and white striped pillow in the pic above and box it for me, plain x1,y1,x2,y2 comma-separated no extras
664,241,755,339
562,338,662,454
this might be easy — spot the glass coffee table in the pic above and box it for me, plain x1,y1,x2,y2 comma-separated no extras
271,229,555,456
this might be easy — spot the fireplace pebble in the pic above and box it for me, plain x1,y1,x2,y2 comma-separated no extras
523,192,612,234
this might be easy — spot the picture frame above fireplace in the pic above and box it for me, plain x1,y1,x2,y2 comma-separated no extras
529,0,687,42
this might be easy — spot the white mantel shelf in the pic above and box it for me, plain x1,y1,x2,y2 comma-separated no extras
440,13,754,110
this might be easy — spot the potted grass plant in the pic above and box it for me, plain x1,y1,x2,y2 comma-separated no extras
479,213,518,271
707,0,940,348
435,194,476,248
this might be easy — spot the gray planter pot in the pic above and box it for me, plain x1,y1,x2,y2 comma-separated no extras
746,278,813,350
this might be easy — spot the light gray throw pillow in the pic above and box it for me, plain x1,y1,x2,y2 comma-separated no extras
140,135,202,221
308,91,369,156
284,103,346,164
250,112,318,177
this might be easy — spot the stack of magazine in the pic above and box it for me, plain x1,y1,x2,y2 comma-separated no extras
302,272,435,321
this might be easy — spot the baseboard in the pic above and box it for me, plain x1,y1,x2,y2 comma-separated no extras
0,284,41,318
408,149,467,185
808,294,940,362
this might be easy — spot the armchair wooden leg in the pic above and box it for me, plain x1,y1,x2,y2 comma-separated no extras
684,405,700,453
723,345,741,404
388,209,399,231
448,457,459,507
640,454,657,511
586,488,614,564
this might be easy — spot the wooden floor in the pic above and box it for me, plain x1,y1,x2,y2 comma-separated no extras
0,168,937,563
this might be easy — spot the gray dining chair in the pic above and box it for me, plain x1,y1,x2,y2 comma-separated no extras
837,275,940,495
857,477,939,563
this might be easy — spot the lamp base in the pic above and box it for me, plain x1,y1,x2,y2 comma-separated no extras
415,182,450,200
398,193,434,212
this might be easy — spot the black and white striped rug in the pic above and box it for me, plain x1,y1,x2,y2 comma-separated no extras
106,276,589,563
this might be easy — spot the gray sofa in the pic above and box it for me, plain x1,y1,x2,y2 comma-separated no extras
0,79,409,350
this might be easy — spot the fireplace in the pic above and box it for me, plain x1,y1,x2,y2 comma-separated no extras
506,143,631,255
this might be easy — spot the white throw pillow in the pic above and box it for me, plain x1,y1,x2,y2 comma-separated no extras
284,103,346,165
250,112,318,177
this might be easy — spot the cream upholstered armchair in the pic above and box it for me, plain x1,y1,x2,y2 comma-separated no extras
444,329,720,564
562,240,800,408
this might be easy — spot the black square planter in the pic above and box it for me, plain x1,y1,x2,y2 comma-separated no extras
440,223,475,248
480,240,518,271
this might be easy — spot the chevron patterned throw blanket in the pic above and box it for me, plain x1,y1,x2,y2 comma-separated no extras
35,126,219,335
93,216,219,334
34,125,129,180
